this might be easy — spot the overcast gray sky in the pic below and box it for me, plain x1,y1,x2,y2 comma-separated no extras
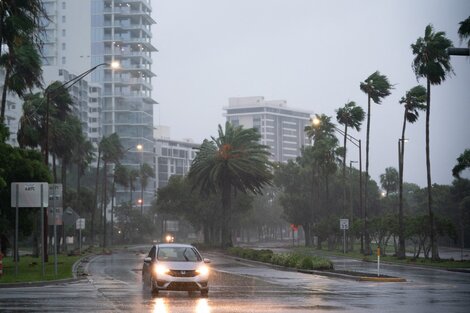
151,0,470,188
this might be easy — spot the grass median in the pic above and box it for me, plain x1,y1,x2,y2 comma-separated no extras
0,254,83,284
293,246,470,269
227,247,334,270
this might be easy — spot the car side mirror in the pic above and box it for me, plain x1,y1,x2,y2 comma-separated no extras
203,258,211,264
144,257,152,263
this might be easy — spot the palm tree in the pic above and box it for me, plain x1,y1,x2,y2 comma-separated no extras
379,167,398,197
188,122,273,248
397,85,426,258
458,16,470,48
360,71,392,255
0,37,42,122
129,168,139,204
452,149,470,179
0,0,46,123
139,162,155,213
336,101,365,216
412,24,453,260
99,133,124,248
73,136,95,212
305,114,337,143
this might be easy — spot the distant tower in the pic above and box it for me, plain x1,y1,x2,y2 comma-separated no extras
224,96,311,163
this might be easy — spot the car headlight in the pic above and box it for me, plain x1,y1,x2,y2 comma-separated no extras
154,264,170,276
196,265,209,276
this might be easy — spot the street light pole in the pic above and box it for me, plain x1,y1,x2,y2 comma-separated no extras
42,62,118,260
136,144,144,215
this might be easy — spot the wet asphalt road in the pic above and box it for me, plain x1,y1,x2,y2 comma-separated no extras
1,248,470,312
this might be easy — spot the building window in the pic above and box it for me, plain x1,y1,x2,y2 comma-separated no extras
62,2,66,9
61,56,66,64
62,15,66,23
62,29,66,36
62,42,66,50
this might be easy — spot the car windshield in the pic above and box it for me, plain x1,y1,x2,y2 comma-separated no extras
157,247,202,262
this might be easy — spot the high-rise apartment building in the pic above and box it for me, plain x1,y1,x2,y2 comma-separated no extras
91,0,157,208
38,0,158,210
224,96,311,163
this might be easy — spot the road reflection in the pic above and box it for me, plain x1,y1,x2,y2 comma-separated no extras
152,297,211,313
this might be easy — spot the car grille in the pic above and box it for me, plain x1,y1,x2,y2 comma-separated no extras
167,282,200,291
168,269,197,277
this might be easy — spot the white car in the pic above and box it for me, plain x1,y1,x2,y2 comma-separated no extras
142,243,211,296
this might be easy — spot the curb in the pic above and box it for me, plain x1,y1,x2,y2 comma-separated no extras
217,252,407,282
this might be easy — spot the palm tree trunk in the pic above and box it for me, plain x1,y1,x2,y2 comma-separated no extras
61,159,67,201
398,111,407,259
221,179,232,248
343,125,348,217
92,148,101,246
426,79,438,260
1,68,10,123
102,161,107,249
77,165,81,214
364,94,371,255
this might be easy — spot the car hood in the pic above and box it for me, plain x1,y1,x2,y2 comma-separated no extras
157,261,203,270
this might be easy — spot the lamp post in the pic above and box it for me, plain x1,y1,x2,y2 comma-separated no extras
43,61,119,259
398,138,409,259
136,144,144,215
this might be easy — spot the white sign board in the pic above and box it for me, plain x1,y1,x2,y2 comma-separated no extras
48,184,63,208
11,183,49,208
76,218,86,230
340,219,349,230
48,207,63,225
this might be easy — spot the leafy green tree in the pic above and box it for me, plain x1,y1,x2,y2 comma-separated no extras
452,149,470,179
396,85,427,258
360,70,393,255
188,122,272,248
0,141,51,255
380,167,398,197
412,24,453,260
274,159,314,246
458,16,470,48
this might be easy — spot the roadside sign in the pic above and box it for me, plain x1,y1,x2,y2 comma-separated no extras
340,219,349,230
76,218,85,230
11,183,49,207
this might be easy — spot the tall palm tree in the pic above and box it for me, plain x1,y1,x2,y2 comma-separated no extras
458,16,470,48
305,114,337,143
0,0,46,123
188,122,273,248
397,85,426,258
73,136,95,211
305,114,340,203
139,162,155,213
336,101,365,216
0,36,42,122
99,133,124,248
129,168,139,204
452,149,470,179
360,71,392,255
412,24,453,260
